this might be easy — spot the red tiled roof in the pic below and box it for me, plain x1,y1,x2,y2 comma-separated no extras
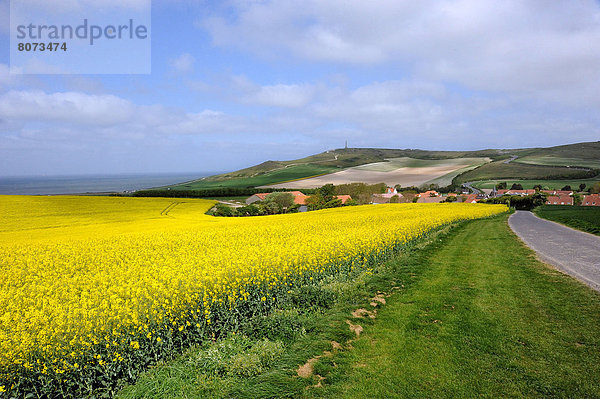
582,194,600,206
336,195,352,204
293,193,309,205
417,196,444,203
251,191,308,204
419,190,439,197
545,195,573,205
542,190,573,196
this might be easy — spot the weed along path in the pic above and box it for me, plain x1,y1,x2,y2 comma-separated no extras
310,215,600,398
509,210,600,291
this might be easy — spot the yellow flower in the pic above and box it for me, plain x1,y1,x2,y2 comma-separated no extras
0,196,505,379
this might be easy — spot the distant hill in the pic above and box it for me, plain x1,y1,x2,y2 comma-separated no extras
164,141,600,191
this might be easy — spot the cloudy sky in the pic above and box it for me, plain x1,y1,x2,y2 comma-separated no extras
1,0,599,176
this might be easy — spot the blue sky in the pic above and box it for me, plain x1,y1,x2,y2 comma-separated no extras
1,0,600,176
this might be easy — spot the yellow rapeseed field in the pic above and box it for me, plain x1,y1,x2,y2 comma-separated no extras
0,195,506,394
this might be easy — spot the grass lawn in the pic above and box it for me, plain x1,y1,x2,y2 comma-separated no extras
472,179,599,190
534,205,600,236
312,214,600,398
118,214,600,398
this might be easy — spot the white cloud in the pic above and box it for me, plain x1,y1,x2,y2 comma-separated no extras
169,53,196,74
245,84,315,108
201,0,600,103
0,91,136,126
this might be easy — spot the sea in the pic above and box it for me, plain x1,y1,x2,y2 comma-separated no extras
0,173,216,195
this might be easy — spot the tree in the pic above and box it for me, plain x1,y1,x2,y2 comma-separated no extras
591,182,600,194
579,183,587,192
318,184,336,201
324,198,343,208
264,192,294,212
561,185,572,191
213,203,234,217
390,194,401,203
510,183,524,190
533,184,542,191
306,193,325,211
262,201,281,215
496,182,507,190
235,204,259,216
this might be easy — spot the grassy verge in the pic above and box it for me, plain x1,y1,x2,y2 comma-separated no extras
311,214,600,398
115,223,460,398
117,214,600,398
534,205,600,236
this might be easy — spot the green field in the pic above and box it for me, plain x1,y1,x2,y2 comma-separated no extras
454,161,596,185
118,214,600,398
166,164,338,190
534,205,600,236
472,179,600,190
515,155,600,169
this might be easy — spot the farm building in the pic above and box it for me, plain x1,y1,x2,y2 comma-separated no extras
496,189,536,196
458,194,479,203
246,191,308,205
545,195,574,205
582,194,600,206
335,195,353,204
542,190,573,196
372,193,403,204
416,196,444,204
417,190,440,198
246,192,352,208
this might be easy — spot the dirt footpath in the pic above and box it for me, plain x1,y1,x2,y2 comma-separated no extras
509,211,600,291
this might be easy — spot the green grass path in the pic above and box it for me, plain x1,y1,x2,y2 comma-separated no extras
314,215,600,398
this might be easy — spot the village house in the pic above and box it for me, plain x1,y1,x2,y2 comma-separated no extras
545,195,574,205
335,195,353,204
458,194,479,203
496,189,536,196
246,191,352,211
542,190,574,196
371,192,403,204
582,194,600,206
417,190,440,198
246,191,308,205
416,196,444,203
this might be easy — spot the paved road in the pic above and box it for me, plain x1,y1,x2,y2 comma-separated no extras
463,182,481,194
509,211,600,291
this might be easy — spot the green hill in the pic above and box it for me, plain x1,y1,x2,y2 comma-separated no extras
162,141,600,191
